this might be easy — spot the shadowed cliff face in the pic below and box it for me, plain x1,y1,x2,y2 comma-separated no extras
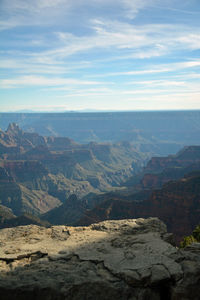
41,194,86,226
144,146,200,174
76,173,200,243
1,160,48,183
0,218,200,300
125,146,200,191
140,162,200,189
144,174,200,242
41,145,200,243
0,205,16,224
0,159,62,216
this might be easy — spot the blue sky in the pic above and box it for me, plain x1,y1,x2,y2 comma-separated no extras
0,0,200,111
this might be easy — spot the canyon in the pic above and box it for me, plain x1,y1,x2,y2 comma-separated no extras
0,115,200,299
0,121,199,244
0,123,146,216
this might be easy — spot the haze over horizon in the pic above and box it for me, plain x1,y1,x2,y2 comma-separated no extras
1,0,200,112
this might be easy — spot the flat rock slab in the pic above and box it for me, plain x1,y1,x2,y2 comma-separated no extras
0,217,200,300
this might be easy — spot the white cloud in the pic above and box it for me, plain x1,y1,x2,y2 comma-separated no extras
180,73,200,79
178,34,200,50
0,57,93,75
1,0,200,112
0,0,155,31
0,0,71,30
30,22,171,62
0,75,105,88
0,19,18,31
20,19,200,66
0,0,68,13
0,59,64,73
131,80,186,87
99,68,172,77
50,79,200,101
175,61,200,68
93,60,200,78
122,0,157,19
151,4,200,15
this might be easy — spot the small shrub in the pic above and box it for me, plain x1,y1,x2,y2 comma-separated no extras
180,224,200,248
180,235,197,248
192,225,200,241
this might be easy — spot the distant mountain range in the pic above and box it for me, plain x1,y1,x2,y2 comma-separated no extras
1,111,200,155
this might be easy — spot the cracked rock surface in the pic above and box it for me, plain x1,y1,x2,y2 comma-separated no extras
0,217,200,299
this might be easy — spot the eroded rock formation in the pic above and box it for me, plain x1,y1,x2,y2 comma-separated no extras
0,218,199,299
0,123,147,216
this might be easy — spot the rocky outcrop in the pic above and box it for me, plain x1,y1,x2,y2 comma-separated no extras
77,173,200,243
1,160,48,184
125,146,200,194
0,205,16,223
142,173,200,243
144,146,200,174
0,213,50,229
0,124,150,218
42,194,86,225
0,124,146,193
0,161,62,216
0,218,199,299
140,161,200,190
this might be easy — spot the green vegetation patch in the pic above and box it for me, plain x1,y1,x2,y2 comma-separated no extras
180,225,200,248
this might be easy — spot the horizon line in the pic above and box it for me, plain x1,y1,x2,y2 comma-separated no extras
1,109,200,114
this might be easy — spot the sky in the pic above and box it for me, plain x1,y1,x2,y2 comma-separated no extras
0,0,200,112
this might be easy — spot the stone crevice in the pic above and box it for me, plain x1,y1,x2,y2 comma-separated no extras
0,251,48,265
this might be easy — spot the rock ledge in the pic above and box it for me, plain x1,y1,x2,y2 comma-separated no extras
0,217,199,300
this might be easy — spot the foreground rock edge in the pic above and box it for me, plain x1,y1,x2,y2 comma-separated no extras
0,217,200,300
